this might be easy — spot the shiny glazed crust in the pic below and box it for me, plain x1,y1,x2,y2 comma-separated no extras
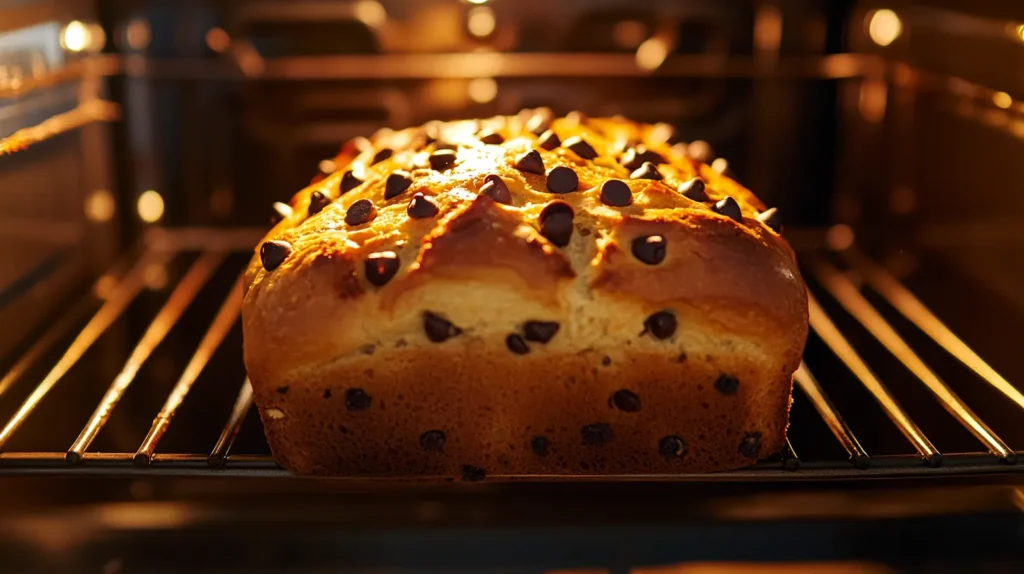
242,110,808,478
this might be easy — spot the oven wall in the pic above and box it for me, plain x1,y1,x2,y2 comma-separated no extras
97,0,853,234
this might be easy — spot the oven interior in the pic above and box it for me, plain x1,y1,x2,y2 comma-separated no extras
1,0,1024,571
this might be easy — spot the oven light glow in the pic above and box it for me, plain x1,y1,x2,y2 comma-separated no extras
467,0,489,4
353,1,387,28
636,37,668,71
85,189,116,223
467,6,496,37
205,27,230,53
826,224,855,251
613,20,647,49
993,92,1012,109
467,77,498,103
61,21,91,52
125,18,151,50
867,9,902,47
1015,24,1024,42
137,190,165,223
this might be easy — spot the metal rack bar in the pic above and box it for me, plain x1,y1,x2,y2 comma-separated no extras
254,53,874,80
842,247,1024,413
0,248,141,400
0,99,120,156
807,292,942,466
66,252,225,464
809,258,1016,464
0,249,173,452
208,378,254,468
133,274,244,466
782,438,800,472
793,362,870,469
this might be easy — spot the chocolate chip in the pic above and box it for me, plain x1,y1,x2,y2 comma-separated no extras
621,146,665,170
345,388,372,412
422,123,441,146
711,157,729,175
757,207,782,233
480,175,512,204
260,240,291,271
649,122,676,145
531,436,550,457
506,334,530,355
546,166,578,193
479,130,504,145
365,251,400,286
276,386,289,394
581,423,613,446
687,140,714,163
407,192,439,219
676,352,688,363
740,432,762,458
563,135,597,160
630,161,663,181
308,190,330,216
429,149,457,171
271,201,292,224
538,130,561,151
523,321,559,343
539,201,574,247
631,235,666,265
610,389,641,412
659,435,689,459
713,196,743,222
461,465,486,482
644,311,677,339
423,312,462,342
340,170,364,194
525,109,552,134
420,430,446,453
384,171,413,199
323,389,332,399
565,110,588,125
345,199,376,226
714,374,739,396
599,180,632,207
371,148,393,165
678,178,708,201
514,149,545,174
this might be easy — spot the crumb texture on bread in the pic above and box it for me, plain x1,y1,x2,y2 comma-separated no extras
242,110,808,478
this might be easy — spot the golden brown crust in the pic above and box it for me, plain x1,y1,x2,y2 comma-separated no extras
242,110,808,478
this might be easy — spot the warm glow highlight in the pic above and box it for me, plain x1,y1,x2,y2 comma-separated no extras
467,6,496,37
62,21,91,52
636,37,668,71
612,20,647,49
205,27,230,53
85,189,116,223
125,18,151,50
467,77,498,103
868,9,902,47
353,1,387,28
137,190,165,223
993,92,1012,109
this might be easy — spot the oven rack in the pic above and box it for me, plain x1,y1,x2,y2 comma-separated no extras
0,227,1020,479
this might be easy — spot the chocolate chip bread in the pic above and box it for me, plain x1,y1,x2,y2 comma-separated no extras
242,109,808,478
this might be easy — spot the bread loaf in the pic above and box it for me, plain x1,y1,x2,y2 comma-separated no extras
242,110,808,478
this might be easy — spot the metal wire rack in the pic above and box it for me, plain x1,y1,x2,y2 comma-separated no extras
0,227,1020,479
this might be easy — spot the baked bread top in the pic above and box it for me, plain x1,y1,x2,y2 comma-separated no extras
242,109,807,385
